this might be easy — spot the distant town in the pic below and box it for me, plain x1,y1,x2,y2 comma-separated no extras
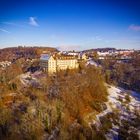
0,46,137,71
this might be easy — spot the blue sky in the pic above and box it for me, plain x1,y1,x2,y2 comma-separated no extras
0,0,140,50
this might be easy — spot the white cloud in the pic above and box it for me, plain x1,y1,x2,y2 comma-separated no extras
95,35,103,41
29,17,39,27
129,24,140,31
0,28,10,33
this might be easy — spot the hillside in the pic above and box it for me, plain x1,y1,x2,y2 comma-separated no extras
0,64,109,140
0,53,140,140
0,46,58,61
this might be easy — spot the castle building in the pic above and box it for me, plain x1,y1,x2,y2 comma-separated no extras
40,54,79,74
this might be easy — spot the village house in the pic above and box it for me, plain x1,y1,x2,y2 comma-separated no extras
78,53,88,60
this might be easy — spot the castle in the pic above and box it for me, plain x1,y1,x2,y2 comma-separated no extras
40,54,79,74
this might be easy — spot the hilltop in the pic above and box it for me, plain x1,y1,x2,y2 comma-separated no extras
0,46,58,61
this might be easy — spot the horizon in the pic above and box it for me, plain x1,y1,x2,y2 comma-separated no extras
0,45,138,52
0,0,140,50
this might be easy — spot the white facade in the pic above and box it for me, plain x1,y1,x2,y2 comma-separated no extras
97,51,110,56
67,52,79,56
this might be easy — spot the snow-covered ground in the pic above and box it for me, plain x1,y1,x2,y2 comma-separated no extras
86,59,98,67
107,85,140,113
105,85,140,140
19,71,42,88
85,58,101,67
88,85,140,140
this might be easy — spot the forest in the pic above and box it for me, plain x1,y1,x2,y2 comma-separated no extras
0,60,108,140
0,46,58,61
99,52,140,92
